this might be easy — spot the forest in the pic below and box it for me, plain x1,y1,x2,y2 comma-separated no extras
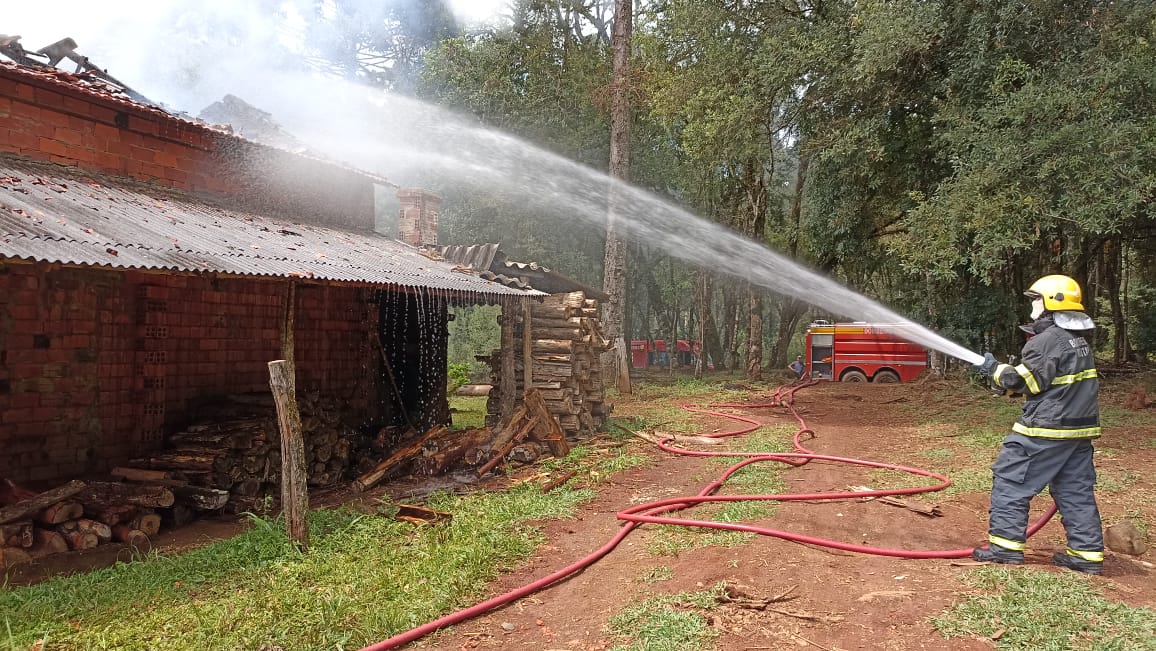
308,0,1156,377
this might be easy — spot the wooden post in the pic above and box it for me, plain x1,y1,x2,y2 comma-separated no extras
281,281,297,379
522,297,533,392
499,304,517,422
268,360,308,551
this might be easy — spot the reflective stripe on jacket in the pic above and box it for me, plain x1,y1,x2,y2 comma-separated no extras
990,315,1100,439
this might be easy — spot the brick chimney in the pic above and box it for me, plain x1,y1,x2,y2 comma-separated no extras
397,188,441,247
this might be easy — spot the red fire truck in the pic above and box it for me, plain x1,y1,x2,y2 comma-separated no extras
804,321,928,383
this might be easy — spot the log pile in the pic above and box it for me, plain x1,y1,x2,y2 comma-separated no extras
355,389,572,490
485,291,611,439
0,477,227,568
118,393,358,513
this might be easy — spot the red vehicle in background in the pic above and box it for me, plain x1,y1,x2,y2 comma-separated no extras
804,321,928,383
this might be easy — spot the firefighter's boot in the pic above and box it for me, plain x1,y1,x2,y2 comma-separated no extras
1053,551,1102,575
972,546,1023,565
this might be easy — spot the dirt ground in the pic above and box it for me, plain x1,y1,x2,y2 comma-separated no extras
413,381,1155,651
5,380,1154,651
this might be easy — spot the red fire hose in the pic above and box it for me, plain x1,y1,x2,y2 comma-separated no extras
361,381,1057,650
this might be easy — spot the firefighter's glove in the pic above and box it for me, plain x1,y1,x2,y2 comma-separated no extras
974,352,998,377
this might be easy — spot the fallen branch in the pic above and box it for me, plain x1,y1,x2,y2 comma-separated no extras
541,471,577,492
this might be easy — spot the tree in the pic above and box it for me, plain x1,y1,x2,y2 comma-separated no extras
602,0,634,393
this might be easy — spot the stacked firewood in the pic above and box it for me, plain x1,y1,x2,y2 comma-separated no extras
485,291,611,438
118,393,357,513
0,478,227,568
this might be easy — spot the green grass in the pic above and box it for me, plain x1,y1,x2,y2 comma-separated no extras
639,565,674,584
539,445,652,484
922,447,955,462
1100,405,1156,428
932,567,1156,650
607,587,721,651
448,395,488,429
0,484,595,650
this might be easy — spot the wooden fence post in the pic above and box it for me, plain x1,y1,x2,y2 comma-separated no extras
268,360,308,551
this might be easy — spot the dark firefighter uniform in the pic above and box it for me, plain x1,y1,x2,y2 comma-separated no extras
982,312,1104,569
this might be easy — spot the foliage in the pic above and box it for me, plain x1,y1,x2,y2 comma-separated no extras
447,362,471,394
446,304,501,382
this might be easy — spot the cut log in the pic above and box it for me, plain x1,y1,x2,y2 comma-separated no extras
29,529,69,557
36,500,84,525
59,529,99,551
523,389,570,457
1,521,33,548
354,425,449,492
171,485,229,511
129,511,161,537
532,339,574,354
128,453,216,473
76,518,113,543
77,482,174,509
111,525,149,547
0,480,86,525
1,545,33,569
87,504,137,527
111,467,176,483
411,428,493,476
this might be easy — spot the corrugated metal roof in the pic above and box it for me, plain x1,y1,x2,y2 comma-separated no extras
0,156,538,297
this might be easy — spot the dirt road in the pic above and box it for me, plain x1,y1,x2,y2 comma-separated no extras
422,381,1155,650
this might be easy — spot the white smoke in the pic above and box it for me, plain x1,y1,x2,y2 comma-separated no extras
2,0,506,113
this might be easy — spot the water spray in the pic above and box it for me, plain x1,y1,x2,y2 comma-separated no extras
260,83,987,367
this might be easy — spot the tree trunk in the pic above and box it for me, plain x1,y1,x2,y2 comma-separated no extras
601,0,633,395
770,299,805,370
1103,239,1127,364
746,292,764,381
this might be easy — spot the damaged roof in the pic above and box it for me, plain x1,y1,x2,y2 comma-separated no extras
0,156,539,297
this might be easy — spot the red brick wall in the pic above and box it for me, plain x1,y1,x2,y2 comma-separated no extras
0,262,379,484
0,66,377,231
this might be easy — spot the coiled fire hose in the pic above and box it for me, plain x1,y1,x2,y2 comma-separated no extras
361,380,1058,650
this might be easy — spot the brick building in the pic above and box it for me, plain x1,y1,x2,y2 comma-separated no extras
0,58,536,484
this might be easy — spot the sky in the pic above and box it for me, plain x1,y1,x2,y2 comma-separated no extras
1,0,507,113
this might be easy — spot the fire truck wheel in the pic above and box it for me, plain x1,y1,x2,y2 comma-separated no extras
840,370,868,382
873,369,901,383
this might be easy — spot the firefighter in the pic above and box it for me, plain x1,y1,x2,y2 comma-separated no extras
789,355,806,379
972,274,1104,574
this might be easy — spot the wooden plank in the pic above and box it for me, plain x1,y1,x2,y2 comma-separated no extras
0,480,86,525
269,358,309,551
499,309,517,423
522,297,533,395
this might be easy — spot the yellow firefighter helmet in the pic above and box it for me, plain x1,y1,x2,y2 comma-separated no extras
1025,274,1084,312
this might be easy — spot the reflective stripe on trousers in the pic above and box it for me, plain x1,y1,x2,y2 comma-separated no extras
988,433,1103,554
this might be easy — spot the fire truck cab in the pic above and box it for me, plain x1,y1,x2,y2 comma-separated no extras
804,321,928,383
